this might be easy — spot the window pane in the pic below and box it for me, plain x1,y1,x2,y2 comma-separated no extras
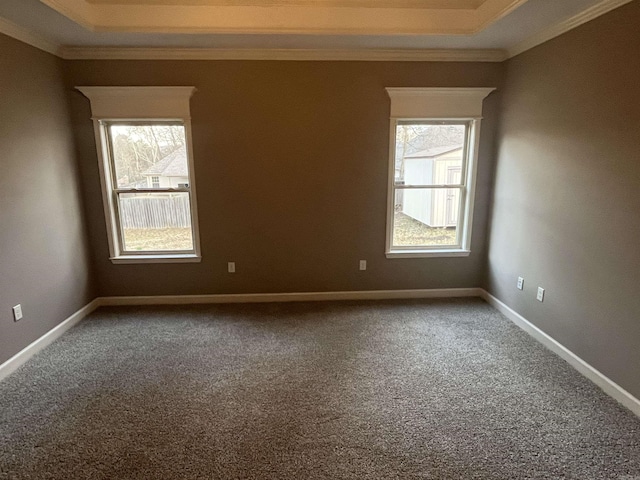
109,124,188,189
395,123,466,186
392,188,460,247
118,192,193,252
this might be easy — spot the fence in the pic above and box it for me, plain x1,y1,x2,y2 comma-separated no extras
119,194,191,229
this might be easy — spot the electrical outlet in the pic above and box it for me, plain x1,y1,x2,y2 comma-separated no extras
517,277,524,290
537,287,545,302
228,262,236,273
12,304,23,322
359,260,367,271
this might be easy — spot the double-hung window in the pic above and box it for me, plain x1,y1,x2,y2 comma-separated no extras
77,87,201,263
385,88,494,258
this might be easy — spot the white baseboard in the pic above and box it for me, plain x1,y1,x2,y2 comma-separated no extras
480,290,640,418
0,298,101,382
0,288,479,381
3,288,638,420
99,288,483,306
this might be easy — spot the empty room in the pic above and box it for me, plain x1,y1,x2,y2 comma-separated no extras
1,0,639,478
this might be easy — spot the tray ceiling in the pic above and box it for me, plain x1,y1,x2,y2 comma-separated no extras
40,0,526,35
86,0,487,7
0,0,631,60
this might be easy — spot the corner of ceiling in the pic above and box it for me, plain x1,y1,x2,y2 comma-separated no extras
505,0,636,59
39,0,96,31
0,16,62,56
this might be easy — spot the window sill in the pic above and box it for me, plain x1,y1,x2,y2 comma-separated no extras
110,254,201,264
386,249,470,259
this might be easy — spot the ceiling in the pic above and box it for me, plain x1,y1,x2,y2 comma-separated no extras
0,0,632,60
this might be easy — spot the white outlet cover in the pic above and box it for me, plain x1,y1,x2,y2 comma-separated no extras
12,304,23,321
228,262,236,273
517,277,524,290
537,287,545,302
359,260,367,271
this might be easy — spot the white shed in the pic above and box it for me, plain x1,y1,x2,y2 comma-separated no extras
401,145,463,228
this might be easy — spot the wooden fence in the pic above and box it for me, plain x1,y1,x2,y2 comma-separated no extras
119,195,191,229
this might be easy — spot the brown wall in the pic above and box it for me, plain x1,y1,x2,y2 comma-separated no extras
64,60,503,296
0,35,95,365
486,2,640,397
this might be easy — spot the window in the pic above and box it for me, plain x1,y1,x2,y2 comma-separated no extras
76,87,201,263
385,88,494,258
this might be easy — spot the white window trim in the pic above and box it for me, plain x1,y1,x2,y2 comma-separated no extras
76,86,201,264
385,87,495,259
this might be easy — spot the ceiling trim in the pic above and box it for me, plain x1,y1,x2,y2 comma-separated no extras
0,16,61,55
507,0,635,58
60,47,508,62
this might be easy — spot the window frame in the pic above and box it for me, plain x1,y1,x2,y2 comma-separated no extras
76,87,201,264
385,88,494,259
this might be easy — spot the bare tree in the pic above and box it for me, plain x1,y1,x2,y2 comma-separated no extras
395,124,465,182
111,125,185,187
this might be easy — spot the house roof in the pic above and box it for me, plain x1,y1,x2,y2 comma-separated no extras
404,145,463,159
142,146,189,177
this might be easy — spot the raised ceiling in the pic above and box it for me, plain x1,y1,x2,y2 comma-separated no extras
40,0,526,35
86,0,487,6
0,0,633,60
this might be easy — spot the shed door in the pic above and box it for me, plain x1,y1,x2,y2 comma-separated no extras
446,167,462,227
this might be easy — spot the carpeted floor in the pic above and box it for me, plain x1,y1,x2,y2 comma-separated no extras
1,298,639,479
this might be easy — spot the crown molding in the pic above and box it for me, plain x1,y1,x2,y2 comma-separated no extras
507,0,635,58
60,46,508,62
0,16,61,56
